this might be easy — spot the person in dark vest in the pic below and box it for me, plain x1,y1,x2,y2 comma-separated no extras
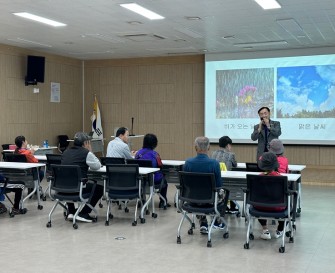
61,132,103,222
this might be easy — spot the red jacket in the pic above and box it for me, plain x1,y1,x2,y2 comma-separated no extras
15,148,39,163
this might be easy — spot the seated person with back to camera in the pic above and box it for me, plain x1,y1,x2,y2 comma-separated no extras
211,135,238,213
135,133,170,208
257,152,286,240
184,136,225,234
61,132,103,223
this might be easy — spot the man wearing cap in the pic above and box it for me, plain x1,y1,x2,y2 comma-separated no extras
61,132,103,222
269,139,289,173
257,152,285,240
251,106,281,161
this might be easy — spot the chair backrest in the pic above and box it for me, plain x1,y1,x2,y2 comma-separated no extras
246,162,261,172
100,157,126,166
105,164,139,191
2,144,11,150
50,164,82,193
5,154,27,163
57,135,69,153
178,171,216,204
126,158,153,167
246,174,288,209
46,154,62,172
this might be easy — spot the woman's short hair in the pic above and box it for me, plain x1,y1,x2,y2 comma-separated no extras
219,136,232,148
15,135,26,148
142,133,158,150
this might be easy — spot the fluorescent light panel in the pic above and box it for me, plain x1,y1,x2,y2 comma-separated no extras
120,3,164,20
254,0,281,9
234,40,287,47
13,12,66,27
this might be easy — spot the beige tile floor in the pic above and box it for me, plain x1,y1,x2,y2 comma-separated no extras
0,183,334,273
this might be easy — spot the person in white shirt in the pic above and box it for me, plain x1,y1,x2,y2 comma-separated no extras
106,127,136,158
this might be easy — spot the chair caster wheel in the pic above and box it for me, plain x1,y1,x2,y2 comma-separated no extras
289,237,294,243
105,221,109,226
244,243,249,249
38,205,43,210
249,234,254,240
236,212,241,217
125,207,129,213
9,213,15,218
73,223,78,229
132,221,137,226
297,208,301,213
177,236,181,244
99,203,103,208
118,204,122,210
223,232,229,239
285,231,291,237
188,229,193,235
191,223,195,229
46,222,51,228
279,246,285,253
140,218,145,224
152,213,157,218
145,210,150,215
20,208,28,214
207,241,212,248
92,217,97,223
109,213,113,219
42,196,47,201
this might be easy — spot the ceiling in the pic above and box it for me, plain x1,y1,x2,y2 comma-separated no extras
1,0,335,60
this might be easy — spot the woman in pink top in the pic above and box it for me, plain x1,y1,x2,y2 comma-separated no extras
269,139,289,173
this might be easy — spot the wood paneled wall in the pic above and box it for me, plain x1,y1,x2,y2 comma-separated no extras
0,44,82,147
1,43,334,184
84,56,335,176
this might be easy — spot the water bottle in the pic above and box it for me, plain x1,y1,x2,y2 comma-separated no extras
43,140,46,148
45,140,49,148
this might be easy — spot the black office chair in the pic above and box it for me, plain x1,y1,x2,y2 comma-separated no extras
57,135,69,153
100,157,126,165
243,174,296,253
46,164,98,229
104,164,142,226
42,154,62,200
246,162,262,172
5,154,27,163
127,158,168,211
176,171,230,248
0,175,24,217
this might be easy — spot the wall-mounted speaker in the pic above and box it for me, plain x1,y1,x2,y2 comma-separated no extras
25,55,45,86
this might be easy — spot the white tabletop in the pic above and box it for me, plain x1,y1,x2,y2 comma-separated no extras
0,162,45,169
236,163,306,172
221,170,301,182
3,146,57,153
162,160,185,166
90,166,160,175
110,135,144,138
35,155,47,161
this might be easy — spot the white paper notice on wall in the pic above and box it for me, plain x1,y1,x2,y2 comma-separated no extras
50,82,60,103
33,88,39,93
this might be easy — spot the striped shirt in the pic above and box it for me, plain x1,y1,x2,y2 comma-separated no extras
106,137,132,159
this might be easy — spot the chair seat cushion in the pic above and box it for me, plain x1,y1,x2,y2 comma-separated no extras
108,189,139,199
249,206,288,218
54,192,91,201
182,202,225,214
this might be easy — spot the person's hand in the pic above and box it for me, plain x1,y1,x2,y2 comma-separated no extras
131,150,137,157
262,117,270,127
258,120,263,132
84,141,92,152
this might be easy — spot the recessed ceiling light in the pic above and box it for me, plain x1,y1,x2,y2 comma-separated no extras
254,0,281,10
120,3,164,20
222,35,235,39
13,12,66,27
234,40,287,47
185,16,201,20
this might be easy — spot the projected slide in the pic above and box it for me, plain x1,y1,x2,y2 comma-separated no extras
205,54,335,145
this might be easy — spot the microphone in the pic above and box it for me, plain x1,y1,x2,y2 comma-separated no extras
129,117,135,136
